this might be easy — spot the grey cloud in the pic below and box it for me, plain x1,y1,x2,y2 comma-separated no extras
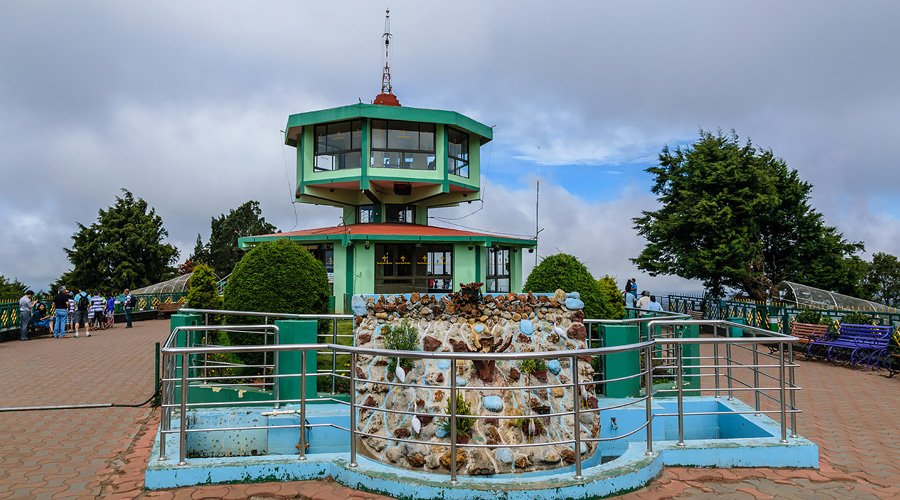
1,1,898,289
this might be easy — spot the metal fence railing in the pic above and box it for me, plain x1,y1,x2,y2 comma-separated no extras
158,314,802,484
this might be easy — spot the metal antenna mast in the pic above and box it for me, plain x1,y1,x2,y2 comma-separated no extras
373,8,400,106
381,8,393,95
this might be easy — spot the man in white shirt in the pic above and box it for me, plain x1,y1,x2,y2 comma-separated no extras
636,291,651,309
18,290,34,341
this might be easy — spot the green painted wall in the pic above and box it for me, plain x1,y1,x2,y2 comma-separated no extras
274,320,318,401
510,248,523,292
452,243,479,291
601,324,641,398
353,244,375,295
332,244,348,311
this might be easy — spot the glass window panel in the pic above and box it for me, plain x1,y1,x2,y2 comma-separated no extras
358,204,374,224
328,121,351,151
371,120,387,149
388,123,419,150
351,120,362,148
315,155,334,171
420,124,435,151
315,125,328,153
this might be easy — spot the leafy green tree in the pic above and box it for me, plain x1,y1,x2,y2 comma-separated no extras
207,201,278,277
186,264,222,310
0,274,27,301
633,131,862,300
223,240,329,357
63,189,179,292
189,234,211,265
524,253,607,319
597,275,625,319
862,252,900,307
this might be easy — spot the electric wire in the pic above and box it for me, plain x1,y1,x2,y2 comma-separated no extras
281,130,300,232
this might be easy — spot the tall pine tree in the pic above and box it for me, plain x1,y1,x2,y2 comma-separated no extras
63,189,179,291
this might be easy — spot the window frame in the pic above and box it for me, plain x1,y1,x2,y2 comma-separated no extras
485,246,511,293
447,127,470,178
313,120,362,171
370,119,437,170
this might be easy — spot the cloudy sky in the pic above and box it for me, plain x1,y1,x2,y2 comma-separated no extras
2,1,899,294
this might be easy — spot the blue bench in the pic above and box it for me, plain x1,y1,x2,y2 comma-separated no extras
808,323,894,369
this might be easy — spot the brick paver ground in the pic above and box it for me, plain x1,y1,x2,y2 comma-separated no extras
0,320,897,498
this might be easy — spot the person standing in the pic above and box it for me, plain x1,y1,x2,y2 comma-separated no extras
90,292,105,330
66,292,76,334
647,295,664,312
124,288,134,328
74,288,91,337
106,293,116,328
637,290,651,309
53,287,69,338
18,290,34,341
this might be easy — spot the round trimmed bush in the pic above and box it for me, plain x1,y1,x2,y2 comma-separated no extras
223,240,329,350
524,253,607,319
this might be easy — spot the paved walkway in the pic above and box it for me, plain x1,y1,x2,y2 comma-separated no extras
0,320,896,498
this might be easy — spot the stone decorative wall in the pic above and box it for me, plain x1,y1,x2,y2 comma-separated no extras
350,287,599,475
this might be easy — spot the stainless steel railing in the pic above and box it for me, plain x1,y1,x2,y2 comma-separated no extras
178,308,354,395
158,316,801,484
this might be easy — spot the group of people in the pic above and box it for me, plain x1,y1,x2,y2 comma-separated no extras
17,287,136,341
623,278,663,312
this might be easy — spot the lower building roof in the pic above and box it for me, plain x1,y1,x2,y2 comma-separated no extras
238,223,536,249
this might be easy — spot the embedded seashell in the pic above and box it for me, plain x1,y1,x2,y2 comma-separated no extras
395,363,406,383
411,415,422,435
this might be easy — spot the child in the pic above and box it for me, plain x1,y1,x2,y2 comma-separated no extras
106,293,116,328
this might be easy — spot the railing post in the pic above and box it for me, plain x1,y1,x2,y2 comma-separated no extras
273,327,280,409
725,341,734,401
449,358,458,485
298,349,307,460
712,341,720,398
676,342,685,447
349,351,358,468
203,313,209,383
331,318,338,395
752,340,761,416
570,354,583,480
788,342,798,438
159,351,168,461
779,343,788,443
178,351,189,465
644,345,654,456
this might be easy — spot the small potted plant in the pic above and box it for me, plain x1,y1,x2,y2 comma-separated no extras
383,320,418,382
437,393,474,443
520,358,548,383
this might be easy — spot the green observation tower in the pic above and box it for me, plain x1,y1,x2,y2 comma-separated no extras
239,10,536,312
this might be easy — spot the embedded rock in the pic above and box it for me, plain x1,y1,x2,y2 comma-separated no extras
567,322,587,341
422,335,442,352
482,395,504,412
468,449,497,475
495,448,514,465
408,453,426,468
440,450,468,468
547,359,562,375
351,295,368,316
565,297,585,310
519,319,535,335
